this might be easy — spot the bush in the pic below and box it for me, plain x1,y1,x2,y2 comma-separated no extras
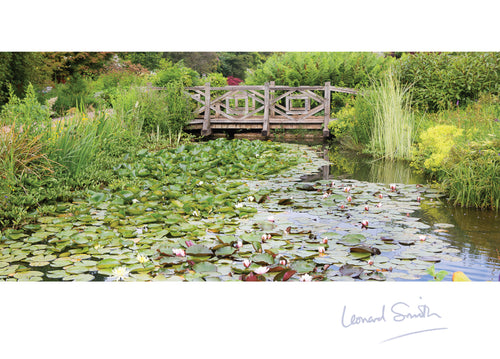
328,95,373,150
411,124,464,176
51,74,97,115
393,52,500,112
151,59,200,87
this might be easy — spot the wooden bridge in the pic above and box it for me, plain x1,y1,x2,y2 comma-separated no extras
182,82,357,138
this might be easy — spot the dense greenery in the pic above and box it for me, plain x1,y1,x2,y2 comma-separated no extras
393,52,500,111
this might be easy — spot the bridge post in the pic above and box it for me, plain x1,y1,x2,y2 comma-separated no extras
262,82,270,137
202,82,212,136
270,81,276,118
323,82,331,138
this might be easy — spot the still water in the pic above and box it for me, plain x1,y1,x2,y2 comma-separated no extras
322,147,500,281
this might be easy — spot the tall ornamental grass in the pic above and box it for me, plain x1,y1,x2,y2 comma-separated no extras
367,72,414,160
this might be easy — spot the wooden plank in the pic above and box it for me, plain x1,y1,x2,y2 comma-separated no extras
202,83,212,136
323,82,331,138
262,82,270,136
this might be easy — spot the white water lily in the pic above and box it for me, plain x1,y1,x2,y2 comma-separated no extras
196,181,204,186
136,253,148,264
247,196,255,202
254,266,269,275
132,198,140,204
192,209,200,217
136,228,144,235
111,266,130,281
235,202,244,208
300,274,312,282
318,246,326,254
236,240,243,249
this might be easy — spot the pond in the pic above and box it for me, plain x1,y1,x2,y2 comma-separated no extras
322,147,500,281
1,139,498,281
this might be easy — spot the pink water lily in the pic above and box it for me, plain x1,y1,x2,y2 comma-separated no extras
347,196,352,203
321,238,328,244
279,259,288,266
172,248,186,257
243,259,251,268
343,186,351,193
364,205,369,211
267,215,275,223
361,220,369,228
390,184,397,192
254,266,269,275
318,246,326,254
185,240,194,247
419,235,426,241
368,260,374,266
379,193,383,199
235,240,243,248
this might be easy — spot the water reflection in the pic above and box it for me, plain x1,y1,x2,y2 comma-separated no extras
325,146,500,281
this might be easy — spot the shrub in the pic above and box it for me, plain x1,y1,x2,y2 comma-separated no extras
51,74,97,115
411,124,464,176
393,52,500,112
151,59,200,87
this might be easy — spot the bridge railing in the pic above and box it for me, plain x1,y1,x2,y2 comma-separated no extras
182,82,357,137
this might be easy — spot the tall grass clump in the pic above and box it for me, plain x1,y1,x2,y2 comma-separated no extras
367,72,414,160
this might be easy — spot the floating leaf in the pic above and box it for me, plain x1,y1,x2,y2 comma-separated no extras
339,264,363,278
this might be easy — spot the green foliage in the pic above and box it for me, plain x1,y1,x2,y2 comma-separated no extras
119,52,163,71
1,83,51,128
246,52,393,88
444,140,500,210
138,82,195,145
202,72,227,87
427,264,448,281
412,124,464,175
366,73,414,160
217,52,271,80
151,59,200,87
329,95,373,150
0,52,48,108
393,52,500,112
51,74,97,115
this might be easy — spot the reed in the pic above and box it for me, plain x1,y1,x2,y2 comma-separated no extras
367,72,414,160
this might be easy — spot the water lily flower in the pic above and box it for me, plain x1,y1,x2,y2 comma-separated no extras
267,233,272,240
279,259,288,266
367,260,374,266
417,196,421,202
261,234,267,241
300,274,312,282
192,209,200,217
132,198,140,204
267,215,275,223
236,240,243,248
361,220,369,228
185,240,194,247
390,184,397,192
331,181,335,187
111,266,130,281
254,266,269,275
321,237,328,244
364,205,369,211
196,181,204,186
379,193,383,199
419,235,426,241
322,192,330,199
235,202,244,208
340,204,345,210
136,253,148,264
243,259,251,268
347,196,352,202
172,248,186,257
135,228,144,235
343,186,351,193
376,202,382,208
318,246,326,254
247,196,255,202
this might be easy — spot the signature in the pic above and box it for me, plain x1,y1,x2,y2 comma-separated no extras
341,299,447,342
